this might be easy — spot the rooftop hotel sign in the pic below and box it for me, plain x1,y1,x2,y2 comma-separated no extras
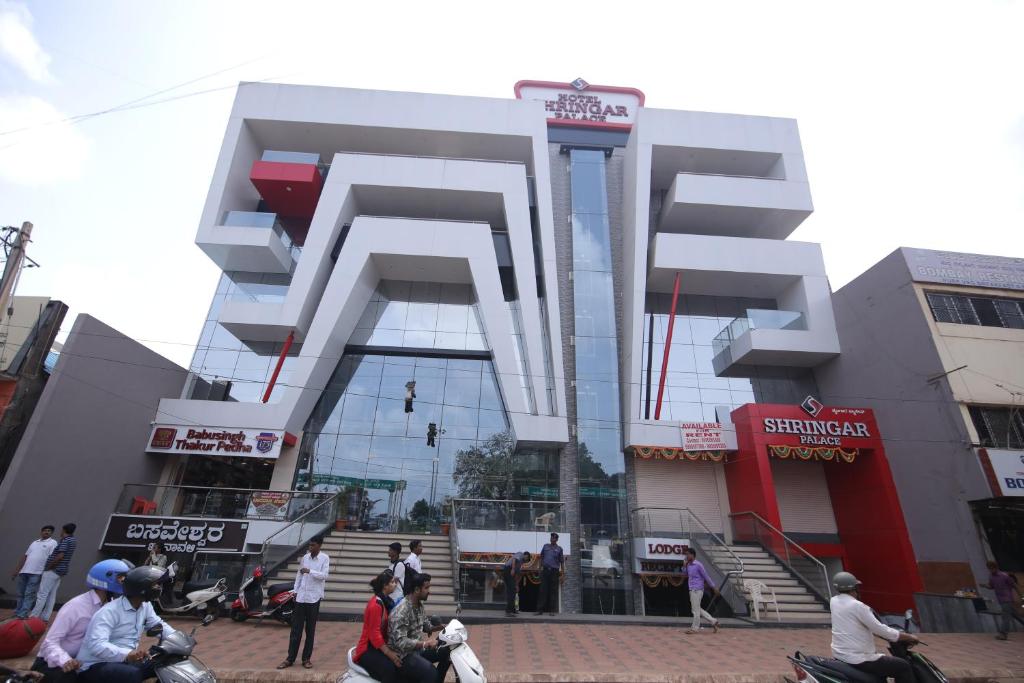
515,78,644,130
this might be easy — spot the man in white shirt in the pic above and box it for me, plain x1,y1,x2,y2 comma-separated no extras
278,534,330,670
78,565,176,682
10,525,58,618
405,539,423,574
387,542,406,607
830,571,918,683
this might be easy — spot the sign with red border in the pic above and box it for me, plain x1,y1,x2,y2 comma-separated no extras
514,79,645,130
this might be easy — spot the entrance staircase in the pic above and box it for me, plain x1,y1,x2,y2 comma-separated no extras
706,544,832,624
268,530,458,616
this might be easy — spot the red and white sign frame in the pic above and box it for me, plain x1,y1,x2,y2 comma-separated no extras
514,80,645,131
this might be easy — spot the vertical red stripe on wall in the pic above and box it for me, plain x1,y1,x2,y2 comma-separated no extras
976,448,1004,498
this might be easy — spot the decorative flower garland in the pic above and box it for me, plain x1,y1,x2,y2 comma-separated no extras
768,445,857,463
458,552,541,571
634,446,725,462
641,575,687,588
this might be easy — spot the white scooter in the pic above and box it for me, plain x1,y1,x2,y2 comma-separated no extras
339,619,486,683
155,561,228,620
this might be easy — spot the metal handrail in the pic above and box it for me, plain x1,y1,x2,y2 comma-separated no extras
729,510,832,601
630,506,745,576
258,493,340,577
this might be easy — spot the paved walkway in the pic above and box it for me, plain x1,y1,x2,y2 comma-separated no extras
3,611,1023,682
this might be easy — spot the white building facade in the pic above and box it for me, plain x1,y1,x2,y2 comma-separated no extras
143,80,902,616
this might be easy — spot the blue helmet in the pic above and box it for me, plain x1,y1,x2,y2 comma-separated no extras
86,559,133,594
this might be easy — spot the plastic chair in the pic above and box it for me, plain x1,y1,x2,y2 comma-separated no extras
131,497,157,515
744,579,781,621
534,512,555,531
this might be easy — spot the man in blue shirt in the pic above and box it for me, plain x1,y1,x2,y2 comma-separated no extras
535,532,564,615
79,565,175,682
32,522,78,621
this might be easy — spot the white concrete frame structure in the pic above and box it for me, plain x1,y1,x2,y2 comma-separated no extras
159,83,568,449
621,107,840,449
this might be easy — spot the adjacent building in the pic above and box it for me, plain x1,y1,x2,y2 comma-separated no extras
816,248,1024,595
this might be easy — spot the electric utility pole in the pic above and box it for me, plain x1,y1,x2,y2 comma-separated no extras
0,222,35,318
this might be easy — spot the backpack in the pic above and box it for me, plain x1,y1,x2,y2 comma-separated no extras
390,559,418,596
0,616,47,658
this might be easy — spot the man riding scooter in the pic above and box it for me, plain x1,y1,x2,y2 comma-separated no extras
387,573,449,683
830,571,919,683
77,565,177,682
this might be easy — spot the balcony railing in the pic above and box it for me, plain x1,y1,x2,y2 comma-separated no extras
711,308,806,360
220,210,297,257
451,498,565,534
114,484,334,522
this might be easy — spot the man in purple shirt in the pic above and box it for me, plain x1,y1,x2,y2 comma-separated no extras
684,548,720,634
983,560,1022,641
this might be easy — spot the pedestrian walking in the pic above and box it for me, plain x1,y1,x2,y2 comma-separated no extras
386,542,407,610
406,539,424,574
983,560,1023,641
502,551,531,616
278,535,329,670
684,548,720,634
10,525,57,619
31,523,78,621
535,532,564,615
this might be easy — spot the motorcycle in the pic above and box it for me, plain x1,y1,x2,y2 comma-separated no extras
155,561,228,620
788,640,948,683
228,565,295,625
146,616,218,683
339,618,486,683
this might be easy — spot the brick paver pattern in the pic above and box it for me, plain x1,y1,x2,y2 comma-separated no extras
3,610,1023,681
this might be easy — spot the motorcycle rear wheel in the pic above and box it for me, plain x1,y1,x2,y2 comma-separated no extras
230,609,249,622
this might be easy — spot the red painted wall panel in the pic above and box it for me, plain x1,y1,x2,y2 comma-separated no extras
249,161,323,219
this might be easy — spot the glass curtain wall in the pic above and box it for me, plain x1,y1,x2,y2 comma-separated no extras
293,280,559,532
641,293,820,420
188,273,301,404
568,149,630,614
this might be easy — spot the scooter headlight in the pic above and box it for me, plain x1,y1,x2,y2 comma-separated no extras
441,624,468,645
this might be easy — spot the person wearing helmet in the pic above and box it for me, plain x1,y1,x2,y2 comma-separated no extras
31,558,132,682
830,571,919,683
77,565,176,682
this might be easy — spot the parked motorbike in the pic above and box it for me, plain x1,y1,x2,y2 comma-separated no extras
340,618,486,683
155,561,228,620
229,565,295,625
146,616,218,683
788,640,948,683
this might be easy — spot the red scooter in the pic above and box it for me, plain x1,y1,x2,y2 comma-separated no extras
229,565,295,625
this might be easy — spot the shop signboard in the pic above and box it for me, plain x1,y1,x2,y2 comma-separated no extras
761,406,874,448
632,537,690,573
903,248,1024,292
146,424,284,460
987,449,1024,496
579,486,626,499
246,491,291,519
519,485,559,498
680,422,727,451
101,514,248,553
515,79,644,130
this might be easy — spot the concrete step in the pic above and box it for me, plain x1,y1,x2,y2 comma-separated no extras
322,538,450,550
277,559,453,575
331,531,452,544
321,599,458,613
310,576,454,589
771,593,820,604
324,588,455,603
739,570,795,580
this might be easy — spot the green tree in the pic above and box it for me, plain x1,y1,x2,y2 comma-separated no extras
452,430,515,499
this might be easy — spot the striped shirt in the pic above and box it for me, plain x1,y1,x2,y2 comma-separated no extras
48,536,77,576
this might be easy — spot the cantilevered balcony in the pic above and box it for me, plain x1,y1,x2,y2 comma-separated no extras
711,309,830,376
196,211,298,274
657,171,812,240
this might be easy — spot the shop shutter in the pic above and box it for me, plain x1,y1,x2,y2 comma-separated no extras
634,458,726,534
770,459,838,534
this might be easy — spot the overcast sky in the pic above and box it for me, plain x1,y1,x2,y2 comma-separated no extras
1,0,1022,368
